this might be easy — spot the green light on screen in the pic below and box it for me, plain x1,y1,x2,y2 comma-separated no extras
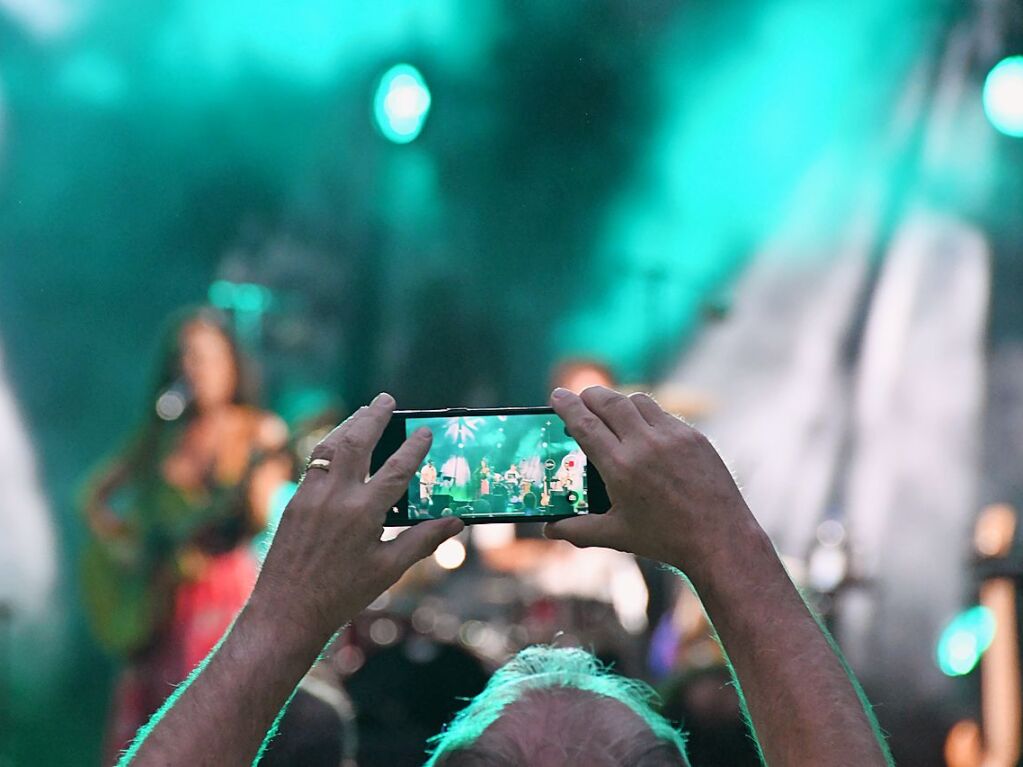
373,64,431,144
983,56,1023,138
936,605,996,677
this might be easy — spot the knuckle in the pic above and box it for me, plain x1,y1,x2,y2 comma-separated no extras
634,437,657,463
607,392,629,409
605,451,630,476
308,442,334,462
337,430,363,452
683,424,709,446
652,427,675,449
380,455,414,484
577,412,603,435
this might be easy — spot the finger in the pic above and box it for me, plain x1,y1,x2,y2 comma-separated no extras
383,517,464,574
300,406,370,491
550,388,619,468
544,512,623,550
629,392,672,427
321,393,396,483
579,386,648,440
368,427,433,509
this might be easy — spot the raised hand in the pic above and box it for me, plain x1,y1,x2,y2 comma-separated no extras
545,386,757,574
253,393,463,642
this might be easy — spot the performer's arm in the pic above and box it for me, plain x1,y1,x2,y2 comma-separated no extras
546,387,892,767
120,395,462,766
82,457,133,540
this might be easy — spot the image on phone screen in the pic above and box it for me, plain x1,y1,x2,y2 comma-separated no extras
406,412,589,520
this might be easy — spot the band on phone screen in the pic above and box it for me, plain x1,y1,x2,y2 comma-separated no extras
406,413,589,520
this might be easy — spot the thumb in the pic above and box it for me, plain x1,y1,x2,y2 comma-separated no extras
385,517,464,572
544,513,621,550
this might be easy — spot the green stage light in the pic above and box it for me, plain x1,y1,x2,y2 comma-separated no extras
207,280,273,312
936,605,996,677
373,64,431,144
208,279,235,309
983,56,1023,138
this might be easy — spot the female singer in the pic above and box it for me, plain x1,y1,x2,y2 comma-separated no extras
478,457,491,496
81,307,291,762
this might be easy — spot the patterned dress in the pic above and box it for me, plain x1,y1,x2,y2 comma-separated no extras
101,453,264,765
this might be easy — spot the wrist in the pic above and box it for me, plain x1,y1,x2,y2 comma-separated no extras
243,583,338,664
680,513,781,602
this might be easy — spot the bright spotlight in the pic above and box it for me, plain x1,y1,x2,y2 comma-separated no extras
983,56,1023,137
373,64,431,144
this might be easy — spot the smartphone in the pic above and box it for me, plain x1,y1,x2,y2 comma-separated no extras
372,406,609,525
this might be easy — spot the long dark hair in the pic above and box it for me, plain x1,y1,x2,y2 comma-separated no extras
123,306,257,476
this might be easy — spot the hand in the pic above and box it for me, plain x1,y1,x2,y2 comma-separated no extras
545,386,758,574
251,393,463,642
84,501,133,543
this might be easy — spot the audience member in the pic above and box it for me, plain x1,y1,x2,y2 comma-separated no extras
118,387,892,767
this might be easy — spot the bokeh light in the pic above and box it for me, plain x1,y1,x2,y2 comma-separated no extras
936,605,996,677
433,537,466,570
983,56,1023,138
373,64,431,144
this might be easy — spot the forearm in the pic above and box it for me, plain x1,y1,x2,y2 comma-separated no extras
685,516,891,767
118,397,458,765
121,594,329,766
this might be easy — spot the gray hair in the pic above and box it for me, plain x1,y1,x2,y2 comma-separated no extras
426,645,689,766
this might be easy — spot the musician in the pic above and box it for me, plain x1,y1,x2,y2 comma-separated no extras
81,307,291,763
550,357,616,397
472,360,649,652
503,462,521,487
420,459,438,502
555,449,585,491
477,457,491,497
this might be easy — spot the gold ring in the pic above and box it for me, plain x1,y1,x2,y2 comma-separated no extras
307,458,332,472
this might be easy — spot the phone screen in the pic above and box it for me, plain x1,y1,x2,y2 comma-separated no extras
406,411,590,520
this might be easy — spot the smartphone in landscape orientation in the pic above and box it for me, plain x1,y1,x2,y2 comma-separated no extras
372,406,609,525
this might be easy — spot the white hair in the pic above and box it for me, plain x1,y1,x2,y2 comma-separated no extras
426,645,688,765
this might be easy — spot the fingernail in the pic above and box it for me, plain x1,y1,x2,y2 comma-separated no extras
552,387,570,400
415,427,432,440
373,392,395,407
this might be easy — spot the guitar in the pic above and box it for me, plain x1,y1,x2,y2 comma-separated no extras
81,476,248,658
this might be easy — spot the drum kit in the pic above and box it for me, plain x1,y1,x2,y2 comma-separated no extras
489,471,532,500
488,458,580,507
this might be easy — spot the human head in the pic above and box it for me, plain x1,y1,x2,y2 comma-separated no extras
551,358,616,394
151,307,251,416
427,646,688,767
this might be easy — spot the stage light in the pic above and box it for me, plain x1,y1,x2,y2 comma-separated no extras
208,279,234,309
373,64,431,144
207,280,273,312
937,605,995,677
983,56,1023,137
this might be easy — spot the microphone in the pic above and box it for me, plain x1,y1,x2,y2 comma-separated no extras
155,379,192,421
